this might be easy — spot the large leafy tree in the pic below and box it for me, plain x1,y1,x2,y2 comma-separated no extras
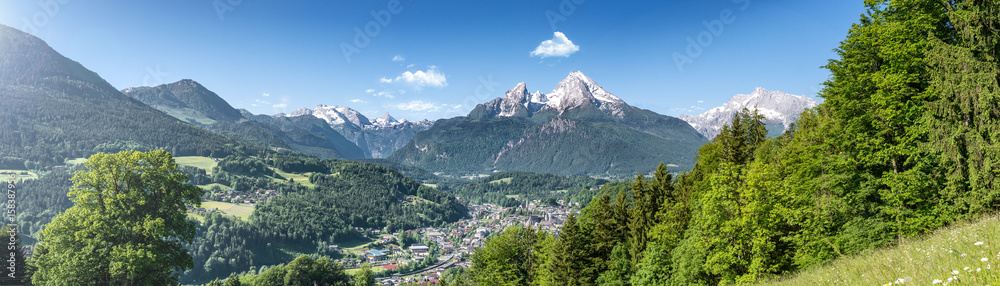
819,0,950,242
29,150,202,285
469,226,548,286
352,263,376,286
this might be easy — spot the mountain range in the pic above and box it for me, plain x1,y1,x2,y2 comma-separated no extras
680,87,819,140
280,105,432,158
0,22,814,180
0,24,250,168
122,80,366,159
389,71,708,178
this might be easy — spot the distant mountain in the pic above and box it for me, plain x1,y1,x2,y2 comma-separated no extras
389,71,707,178
123,80,365,159
469,71,630,119
239,109,366,159
679,87,818,140
121,79,243,124
0,24,249,167
280,105,432,158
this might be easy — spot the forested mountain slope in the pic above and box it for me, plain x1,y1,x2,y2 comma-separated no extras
0,24,252,168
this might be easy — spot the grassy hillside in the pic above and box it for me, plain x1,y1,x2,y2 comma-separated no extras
175,156,219,173
763,215,1000,285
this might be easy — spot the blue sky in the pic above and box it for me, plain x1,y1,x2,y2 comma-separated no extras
0,1,865,121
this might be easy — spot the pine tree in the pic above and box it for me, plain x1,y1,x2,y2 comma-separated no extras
925,0,1000,220
547,214,596,285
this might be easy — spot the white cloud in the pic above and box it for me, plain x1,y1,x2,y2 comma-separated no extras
530,31,580,58
391,67,448,90
393,55,405,62
367,89,396,99
272,103,287,108
350,99,368,103
379,77,393,84
406,64,415,69
378,91,396,99
697,100,704,103
262,93,270,97
255,99,271,105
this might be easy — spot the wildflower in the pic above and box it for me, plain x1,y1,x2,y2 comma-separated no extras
977,268,981,272
932,279,942,284
977,241,985,246
961,253,967,257
984,257,990,262
952,270,959,275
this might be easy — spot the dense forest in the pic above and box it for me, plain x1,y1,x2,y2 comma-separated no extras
184,155,467,284
458,1,1000,285
450,171,609,207
389,111,706,178
8,153,467,284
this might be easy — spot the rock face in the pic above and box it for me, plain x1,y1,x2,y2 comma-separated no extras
280,105,432,158
680,87,819,140
471,71,629,119
388,71,708,178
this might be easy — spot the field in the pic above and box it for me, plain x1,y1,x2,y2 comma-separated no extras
187,212,206,222
345,266,389,275
65,158,87,165
197,183,233,191
404,196,433,206
489,177,513,184
174,156,218,174
0,170,38,182
196,200,255,220
272,168,315,188
762,214,1000,285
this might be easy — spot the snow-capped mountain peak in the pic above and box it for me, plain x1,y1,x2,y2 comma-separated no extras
476,71,630,119
680,87,818,140
289,107,313,117
373,112,399,126
280,104,431,130
544,71,625,112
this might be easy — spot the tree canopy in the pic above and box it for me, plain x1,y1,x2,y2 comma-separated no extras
29,150,202,285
